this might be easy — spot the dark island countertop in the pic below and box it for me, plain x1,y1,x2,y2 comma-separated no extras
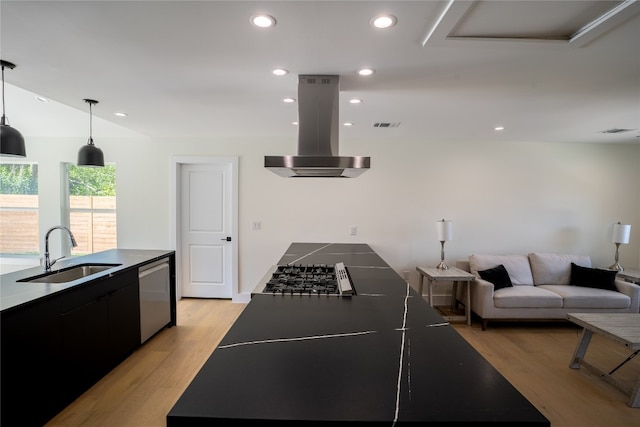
0,249,175,313
167,243,549,425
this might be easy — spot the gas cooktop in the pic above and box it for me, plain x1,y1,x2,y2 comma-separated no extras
256,262,354,296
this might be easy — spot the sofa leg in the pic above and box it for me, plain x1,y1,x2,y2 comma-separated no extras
481,319,488,331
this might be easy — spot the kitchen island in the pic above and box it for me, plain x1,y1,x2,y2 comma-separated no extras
168,243,549,425
1,248,176,313
1,249,176,426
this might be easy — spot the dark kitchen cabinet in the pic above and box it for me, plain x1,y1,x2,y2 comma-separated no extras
0,295,65,427
1,268,140,426
62,294,110,399
61,268,140,403
108,279,141,362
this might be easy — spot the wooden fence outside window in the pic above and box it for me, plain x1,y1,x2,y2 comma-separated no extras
0,194,116,255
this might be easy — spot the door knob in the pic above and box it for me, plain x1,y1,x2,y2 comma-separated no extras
221,237,232,242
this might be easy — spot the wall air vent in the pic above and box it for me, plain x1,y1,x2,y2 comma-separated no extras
372,122,401,128
599,128,634,134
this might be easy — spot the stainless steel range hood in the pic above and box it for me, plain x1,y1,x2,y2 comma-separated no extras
265,75,370,178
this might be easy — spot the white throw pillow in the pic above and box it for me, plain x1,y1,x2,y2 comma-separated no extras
528,253,591,285
469,254,534,286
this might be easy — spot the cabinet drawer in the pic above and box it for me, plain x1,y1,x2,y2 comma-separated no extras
62,268,137,313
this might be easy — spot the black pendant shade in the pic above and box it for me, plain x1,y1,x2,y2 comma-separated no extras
0,60,26,157
78,98,104,167
1,118,26,157
77,137,104,167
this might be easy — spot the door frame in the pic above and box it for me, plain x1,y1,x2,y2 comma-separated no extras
171,156,240,302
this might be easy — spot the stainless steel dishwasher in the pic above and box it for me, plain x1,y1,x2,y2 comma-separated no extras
139,258,171,344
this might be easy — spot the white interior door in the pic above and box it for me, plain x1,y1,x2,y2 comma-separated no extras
180,162,234,298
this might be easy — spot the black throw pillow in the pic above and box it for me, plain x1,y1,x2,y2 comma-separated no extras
569,262,617,291
478,264,513,290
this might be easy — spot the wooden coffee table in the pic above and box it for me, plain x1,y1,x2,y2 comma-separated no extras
568,313,640,407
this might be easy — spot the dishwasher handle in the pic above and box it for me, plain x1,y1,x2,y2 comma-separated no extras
139,262,169,279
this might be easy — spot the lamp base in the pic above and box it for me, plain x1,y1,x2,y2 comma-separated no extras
609,262,624,272
436,260,449,270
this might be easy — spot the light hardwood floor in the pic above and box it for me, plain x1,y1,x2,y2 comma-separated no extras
46,298,247,427
453,319,640,427
47,298,640,426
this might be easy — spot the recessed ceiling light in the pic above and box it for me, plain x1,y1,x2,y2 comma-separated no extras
343,122,354,127
494,126,505,131
283,98,296,103
349,99,362,104
114,112,128,117
272,68,288,76
292,121,298,125
251,14,276,28
36,95,49,103
370,14,397,29
358,68,375,76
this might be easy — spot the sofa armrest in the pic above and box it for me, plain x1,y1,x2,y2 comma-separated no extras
615,279,640,313
470,278,495,318
457,260,497,317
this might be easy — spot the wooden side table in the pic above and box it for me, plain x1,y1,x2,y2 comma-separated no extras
416,266,476,325
617,269,640,285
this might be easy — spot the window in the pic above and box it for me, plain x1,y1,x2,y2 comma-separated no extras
0,163,39,256
63,163,117,255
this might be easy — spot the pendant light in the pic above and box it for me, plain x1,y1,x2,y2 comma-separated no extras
0,60,26,157
77,98,104,167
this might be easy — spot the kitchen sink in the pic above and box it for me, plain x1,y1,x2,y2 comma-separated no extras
18,263,122,283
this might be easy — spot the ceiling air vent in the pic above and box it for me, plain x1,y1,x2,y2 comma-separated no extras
372,122,401,128
599,128,634,134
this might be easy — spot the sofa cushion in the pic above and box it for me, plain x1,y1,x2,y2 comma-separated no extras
469,254,533,285
528,253,591,285
478,264,513,290
569,263,617,291
493,286,564,308
538,285,630,309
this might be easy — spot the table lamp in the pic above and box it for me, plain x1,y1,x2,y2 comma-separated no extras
436,219,453,270
608,222,631,271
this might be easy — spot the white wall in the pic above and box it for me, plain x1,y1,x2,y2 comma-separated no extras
15,134,640,300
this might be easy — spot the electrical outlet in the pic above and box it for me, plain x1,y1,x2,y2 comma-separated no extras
251,221,262,231
349,226,357,236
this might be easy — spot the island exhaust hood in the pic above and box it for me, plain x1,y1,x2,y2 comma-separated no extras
265,75,370,178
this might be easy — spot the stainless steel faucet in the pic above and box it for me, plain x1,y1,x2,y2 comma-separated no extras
44,226,78,272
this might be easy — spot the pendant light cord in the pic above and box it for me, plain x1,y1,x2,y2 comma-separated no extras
82,99,99,147
1,65,6,118
88,101,94,144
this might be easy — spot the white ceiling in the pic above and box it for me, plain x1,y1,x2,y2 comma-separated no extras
1,0,639,144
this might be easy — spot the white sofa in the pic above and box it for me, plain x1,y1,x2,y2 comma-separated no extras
456,253,640,330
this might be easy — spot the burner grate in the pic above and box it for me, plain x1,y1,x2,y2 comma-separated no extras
263,264,340,295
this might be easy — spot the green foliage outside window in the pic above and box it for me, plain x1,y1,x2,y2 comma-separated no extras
1,164,116,196
0,164,38,194
68,165,116,196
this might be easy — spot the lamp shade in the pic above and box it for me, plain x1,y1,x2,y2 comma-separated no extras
77,140,104,167
0,121,26,157
0,60,26,157
436,219,453,241
610,222,631,244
